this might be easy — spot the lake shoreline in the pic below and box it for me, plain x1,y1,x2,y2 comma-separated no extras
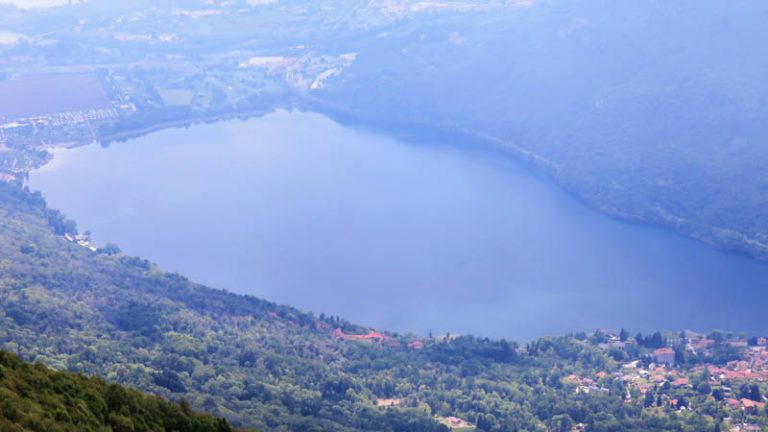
25,90,767,266
297,94,768,264
29,110,768,338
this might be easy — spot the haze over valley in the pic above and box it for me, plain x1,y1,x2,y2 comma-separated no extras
2,1,768,431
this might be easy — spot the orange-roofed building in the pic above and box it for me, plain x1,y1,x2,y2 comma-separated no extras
741,398,766,414
334,328,393,343
408,340,424,350
654,348,675,365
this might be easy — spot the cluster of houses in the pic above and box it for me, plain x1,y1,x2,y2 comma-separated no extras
64,233,98,252
559,330,768,430
329,326,426,350
375,399,475,430
238,52,358,92
332,328,393,343
331,328,421,350
563,374,610,395
436,416,474,430
0,108,118,130
729,423,763,432
351,328,768,431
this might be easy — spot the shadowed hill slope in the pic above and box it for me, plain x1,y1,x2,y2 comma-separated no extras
0,350,238,432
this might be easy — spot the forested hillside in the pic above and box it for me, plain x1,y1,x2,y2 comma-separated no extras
2,182,765,431
316,0,768,259
0,182,443,431
0,350,237,432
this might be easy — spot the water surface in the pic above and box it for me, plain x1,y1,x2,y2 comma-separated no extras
30,110,768,339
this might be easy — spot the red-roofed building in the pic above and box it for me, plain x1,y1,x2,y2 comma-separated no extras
654,348,675,365
741,398,766,414
408,340,424,350
708,365,725,375
334,328,393,344
689,338,714,352
724,370,747,380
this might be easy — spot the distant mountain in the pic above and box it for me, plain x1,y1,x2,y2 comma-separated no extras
0,349,238,432
0,181,762,432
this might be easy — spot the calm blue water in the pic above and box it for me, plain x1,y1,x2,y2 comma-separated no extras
29,110,768,339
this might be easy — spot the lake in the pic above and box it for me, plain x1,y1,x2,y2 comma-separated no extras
29,110,768,339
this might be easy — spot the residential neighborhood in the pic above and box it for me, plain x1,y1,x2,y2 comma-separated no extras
563,330,768,432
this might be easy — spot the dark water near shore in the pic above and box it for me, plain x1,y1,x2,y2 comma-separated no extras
29,110,768,339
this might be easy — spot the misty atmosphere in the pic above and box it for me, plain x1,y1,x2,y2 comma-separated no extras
1,1,768,431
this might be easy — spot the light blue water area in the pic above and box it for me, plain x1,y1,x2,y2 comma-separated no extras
29,110,768,339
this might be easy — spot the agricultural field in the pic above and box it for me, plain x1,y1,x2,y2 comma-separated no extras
0,74,111,120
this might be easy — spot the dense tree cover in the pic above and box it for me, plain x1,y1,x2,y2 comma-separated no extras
0,182,763,432
315,0,768,259
0,350,237,432
0,183,443,431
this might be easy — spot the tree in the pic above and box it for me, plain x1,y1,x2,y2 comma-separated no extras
696,381,711,395
644,391,655,407
709,331,725,345
649,332,665,348
674,347,686,365
712,388,724,401
635,332,644,345
619,328,630,342
99,242,122,256
551,414,573,432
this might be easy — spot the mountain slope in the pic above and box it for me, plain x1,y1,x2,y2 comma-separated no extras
0,181,751,431
0,350,237,432
0,182,446,431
